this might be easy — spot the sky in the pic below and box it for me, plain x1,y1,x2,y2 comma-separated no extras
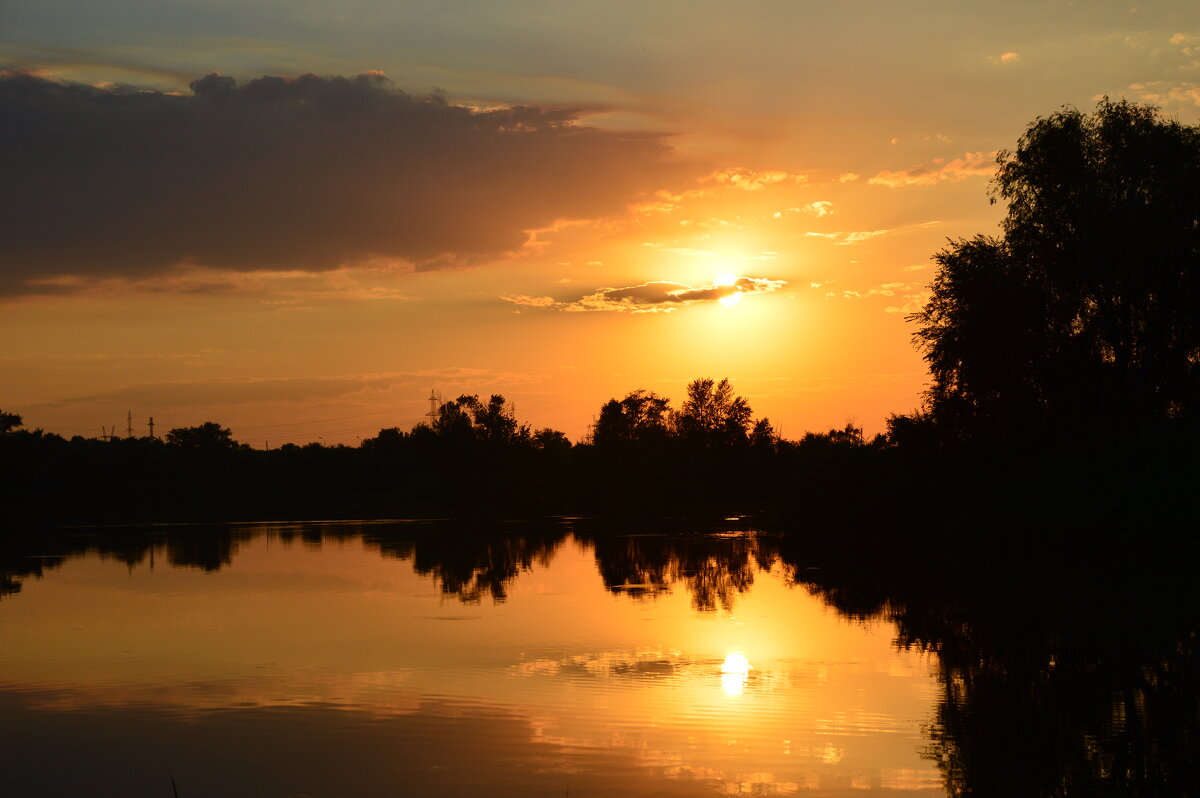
3,0,1199,445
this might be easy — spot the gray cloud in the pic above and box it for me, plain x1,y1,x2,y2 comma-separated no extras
0,70,682,295
32,367,545,409
503,276,786,313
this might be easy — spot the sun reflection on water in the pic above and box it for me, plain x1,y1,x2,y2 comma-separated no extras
720,651,751,696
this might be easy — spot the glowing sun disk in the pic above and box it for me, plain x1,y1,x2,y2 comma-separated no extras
715,272,742,306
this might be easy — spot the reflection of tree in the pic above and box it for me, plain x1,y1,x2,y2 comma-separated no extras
363,522,567,604
165,528,245,571
781,532,1200,796
0,526,253,597
582,524,777,612
2,521,781,612
915,589,1200,797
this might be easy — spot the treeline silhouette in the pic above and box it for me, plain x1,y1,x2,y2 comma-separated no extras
0,379,892,523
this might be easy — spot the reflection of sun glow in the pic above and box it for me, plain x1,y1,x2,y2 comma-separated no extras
721,651,751,696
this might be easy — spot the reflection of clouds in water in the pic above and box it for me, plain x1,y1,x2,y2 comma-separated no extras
513,649,686,682
513,648,793,706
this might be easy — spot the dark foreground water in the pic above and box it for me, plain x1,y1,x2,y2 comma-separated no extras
1,519,1196,796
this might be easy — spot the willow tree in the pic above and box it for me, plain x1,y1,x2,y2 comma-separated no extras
911,99,1200,440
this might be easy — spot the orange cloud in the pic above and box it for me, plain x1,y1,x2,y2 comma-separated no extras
502,276,786,313
1129,81,1200,108
704,167,808,191
867,152,997,188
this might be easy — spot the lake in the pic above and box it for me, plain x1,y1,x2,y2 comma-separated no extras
1,519,1195,796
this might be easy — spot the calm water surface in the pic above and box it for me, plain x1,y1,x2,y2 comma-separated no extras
0,521,942,797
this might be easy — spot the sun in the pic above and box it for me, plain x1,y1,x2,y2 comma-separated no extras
716,273,742,307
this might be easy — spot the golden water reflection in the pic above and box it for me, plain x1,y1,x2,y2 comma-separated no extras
0,523,943,797
720,650,751,696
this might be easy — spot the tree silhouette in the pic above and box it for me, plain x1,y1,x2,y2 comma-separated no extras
592,389,671,446
430,394,529,444
165,421,239,449
911,99,1200,440
0,409,22,434
672,378,753,446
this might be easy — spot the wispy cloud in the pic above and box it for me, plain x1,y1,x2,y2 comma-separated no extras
1129,80,1200,108
802,221,939,245
502,276,786,313
836,281,929,312
868,152,997,188
35,367,545,409
703,167,807,191
774,201,834,220
15,263,417,302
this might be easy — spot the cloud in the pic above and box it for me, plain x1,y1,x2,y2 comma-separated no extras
837,173,860,183
502,276,786,313
832,280,932,315
801,221,939,245
839,282,923,308
990,51,1021,64
774,201,834,220
885,292,932,315
702,167,807,191
840,230,891,244
1169,33,1200,57
12,262,418,301
34,367,544,409
0,71,682,295
1129,80,1200,108
867,152,998,188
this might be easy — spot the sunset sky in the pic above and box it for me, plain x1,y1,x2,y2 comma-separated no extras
4,1,1199,444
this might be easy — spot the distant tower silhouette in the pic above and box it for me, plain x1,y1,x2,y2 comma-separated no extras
148,416,155,439
126,410,134,439
426,389,442,427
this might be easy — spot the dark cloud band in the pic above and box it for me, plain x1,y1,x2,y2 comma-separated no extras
0,71,680,295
